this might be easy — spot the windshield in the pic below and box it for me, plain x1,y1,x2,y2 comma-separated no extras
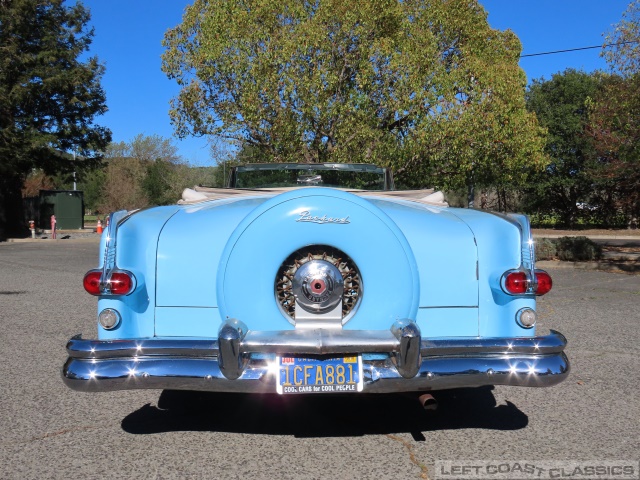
233,163,390,190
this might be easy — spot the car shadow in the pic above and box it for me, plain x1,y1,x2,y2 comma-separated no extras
121,386,528,438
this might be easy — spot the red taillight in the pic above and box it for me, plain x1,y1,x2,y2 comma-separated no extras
535,270,552,295
504,271,528,294
109,272,134,295
82,270,134,295
83,270,102,295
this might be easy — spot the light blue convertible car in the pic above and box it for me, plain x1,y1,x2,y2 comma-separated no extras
63,163,569,398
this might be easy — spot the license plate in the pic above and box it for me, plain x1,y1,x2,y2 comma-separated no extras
276,355,363,394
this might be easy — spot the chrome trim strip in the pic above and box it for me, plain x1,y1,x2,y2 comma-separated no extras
420,330,566,355
66,330,567,360
99,209,151,295
242,329,400,354
100,210,128,293
509,213,538,293
66,334,219,359
102,211,128,274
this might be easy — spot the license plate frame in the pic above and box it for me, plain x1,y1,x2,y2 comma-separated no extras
276,355,364,394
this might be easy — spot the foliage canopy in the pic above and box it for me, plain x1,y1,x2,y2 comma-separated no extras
589,0,640,220
0,0,110,236
602,0,640,77
523,69,600,226
0,0,111,176
98,134,218,212
162,0,546,190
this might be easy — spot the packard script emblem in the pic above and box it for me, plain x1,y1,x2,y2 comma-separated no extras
296,211,350,225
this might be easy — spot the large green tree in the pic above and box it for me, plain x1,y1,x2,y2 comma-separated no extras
162,0,546,191
588,74,640,224
523,69,600,227
588,0,640,224
0,0,110,238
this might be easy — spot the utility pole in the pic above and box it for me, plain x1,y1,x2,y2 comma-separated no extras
73,150,77,190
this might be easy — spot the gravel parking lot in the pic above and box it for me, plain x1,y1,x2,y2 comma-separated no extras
0,240,638,480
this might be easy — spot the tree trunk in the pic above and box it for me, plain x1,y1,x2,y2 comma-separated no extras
467,183,475,208
0,174,27,241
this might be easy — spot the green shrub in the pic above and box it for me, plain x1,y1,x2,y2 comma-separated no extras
535,238,557,260
555,236,603,261
529,212,562,228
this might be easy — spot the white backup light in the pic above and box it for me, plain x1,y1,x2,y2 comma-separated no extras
516,308,537,329
98,308,121,330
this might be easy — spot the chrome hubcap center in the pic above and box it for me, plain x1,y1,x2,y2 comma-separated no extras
310,278,326,295
293,260,344,313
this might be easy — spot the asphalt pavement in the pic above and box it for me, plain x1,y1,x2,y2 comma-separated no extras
0,241,638,480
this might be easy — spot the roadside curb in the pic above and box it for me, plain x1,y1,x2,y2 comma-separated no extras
537,260,640,274
534,234,640,241
3,237,100,244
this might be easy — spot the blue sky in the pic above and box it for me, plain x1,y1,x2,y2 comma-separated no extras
80,0,631,165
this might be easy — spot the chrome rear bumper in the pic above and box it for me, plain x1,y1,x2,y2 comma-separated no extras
62,320,569,393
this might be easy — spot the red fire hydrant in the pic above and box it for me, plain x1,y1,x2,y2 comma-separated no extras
51,214,56,239
29,220,35,239
96,220,103,234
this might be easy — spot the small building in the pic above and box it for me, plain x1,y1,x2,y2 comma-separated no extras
38,190,84,230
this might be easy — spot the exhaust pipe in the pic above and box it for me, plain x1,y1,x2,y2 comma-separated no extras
418,393,438,410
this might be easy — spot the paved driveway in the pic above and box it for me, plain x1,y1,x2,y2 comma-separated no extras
0,241,638,479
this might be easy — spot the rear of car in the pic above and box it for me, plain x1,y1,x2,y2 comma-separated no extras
63,165,568,397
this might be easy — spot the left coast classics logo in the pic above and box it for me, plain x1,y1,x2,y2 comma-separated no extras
296,210,350,225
